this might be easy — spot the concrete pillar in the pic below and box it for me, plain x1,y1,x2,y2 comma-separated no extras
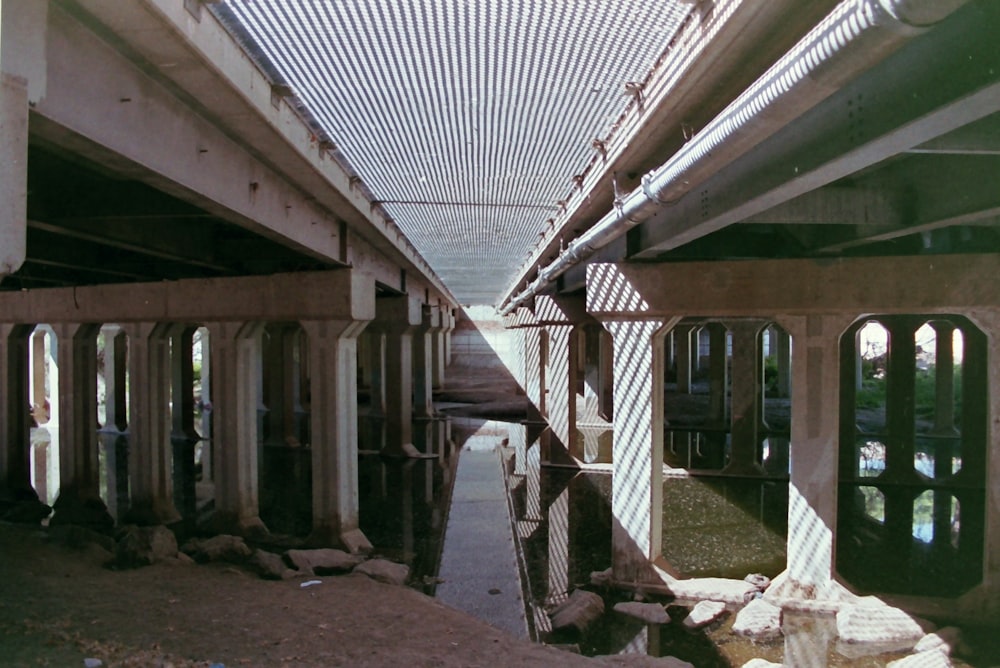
766,314,854,607
365,328,387,416
49,322,112,531
515,307,546,423
0,68,29,277
598,326,614,421
535,295,588,459
170,325,200,524
931,321,958,436
723,320,768,476
97,325,128,522
375,295,421,457
705,322,728,428
123,322,181,526
603,318,676,584
207,321,267,538
673,324,696,394
413,305,440,419
775,327,792,398
198,327,213,481
262,324,292,446
301,319,372,553
0,323,44,518
443,309,455,367
432,306,447,389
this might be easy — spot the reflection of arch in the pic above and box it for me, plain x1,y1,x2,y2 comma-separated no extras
837,314,986,597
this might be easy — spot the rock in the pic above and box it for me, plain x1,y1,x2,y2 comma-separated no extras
284,548,363,575
744,573,770,592
50,524,118,554
590,567,613,587
550,589,604,634
887,648,951,668
249,549,294,580
683,600,727,629
115,525,178,569
741,660,783,668
836,600,924,645
2,498,52,524
594,655,692,667
353,558,409,586
732,598,782,639
914,627,962,656
184,535,252,563
83,658,103,668
669,577,758,604
612,601,669,625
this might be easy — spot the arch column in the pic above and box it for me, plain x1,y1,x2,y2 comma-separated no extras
413,305,441,419
49,322,112,531
301,318,372,553
375,295,421,457
122,322,181,526
0,323,48,521
207,320,267,538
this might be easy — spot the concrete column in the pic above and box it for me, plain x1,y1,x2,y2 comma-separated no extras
431,306,447,389
673,324,696,394
443,309,455,367
516,308,546,423
170,325,200,524
931,321,958,436
705,322,728,428
766,314,855,608
198,327,213,481
0,71,28,277
776,327,792,398
365,328,386,416
598,326,614,422
207,321,267,538
375,296,421,457
301,319,372,553
49,322,112,531
123,322,181,526
262,323,303,446
723,320,768,476
412,305,440,419
0,323,46,520
603,318,675,584
97,325,128,522
535,296,588,460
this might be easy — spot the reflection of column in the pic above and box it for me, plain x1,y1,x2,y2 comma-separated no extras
98,326,128,522
124,322,181,526
208,321,267,538
0,324,38,508
546,483,570,606
673,324,695,394
767,314,852,607
413,306,440,419
376,296,421,457
602,318,672,583
50,323,112,530
724,320,767,476
301,319,373,552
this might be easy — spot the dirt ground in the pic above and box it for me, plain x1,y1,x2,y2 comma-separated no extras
0,521,611,667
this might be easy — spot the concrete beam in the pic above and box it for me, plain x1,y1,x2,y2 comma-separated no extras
0,269,375,325
586,255,1000,318
67,0,454,304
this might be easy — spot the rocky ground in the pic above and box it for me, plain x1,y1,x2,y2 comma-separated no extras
0,521,604,668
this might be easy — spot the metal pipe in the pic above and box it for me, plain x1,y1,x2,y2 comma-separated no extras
499,0,969,316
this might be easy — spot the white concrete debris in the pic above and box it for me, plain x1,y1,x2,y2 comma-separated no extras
683,600,728,629
741,660,783,668
914,627,963,656
836,599,924,645
732,598,783,640
887,648,952,668
668,577,758,604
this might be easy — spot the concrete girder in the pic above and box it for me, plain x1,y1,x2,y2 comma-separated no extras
0,269,375,325
65,0,453,303
633,3,1000,258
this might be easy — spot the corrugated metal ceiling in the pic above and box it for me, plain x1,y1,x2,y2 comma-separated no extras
216,1,690,304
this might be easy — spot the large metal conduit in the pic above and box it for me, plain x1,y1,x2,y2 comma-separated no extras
499,0,970,316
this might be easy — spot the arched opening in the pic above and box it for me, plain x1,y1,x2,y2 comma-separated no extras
837,315,986,597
